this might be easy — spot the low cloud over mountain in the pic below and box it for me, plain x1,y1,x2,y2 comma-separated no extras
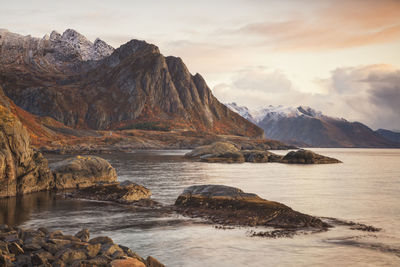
214,64,400,130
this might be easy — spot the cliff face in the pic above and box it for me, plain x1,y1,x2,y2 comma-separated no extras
0,29,263,138
0,87,53,197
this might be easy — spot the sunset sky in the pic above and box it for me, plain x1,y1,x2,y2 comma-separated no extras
1,0,400,129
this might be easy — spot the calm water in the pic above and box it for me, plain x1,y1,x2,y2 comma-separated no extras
1,149,400,266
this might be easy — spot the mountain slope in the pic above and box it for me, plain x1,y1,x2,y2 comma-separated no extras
375,129,400,143
227,103,399,148
0,29,263,138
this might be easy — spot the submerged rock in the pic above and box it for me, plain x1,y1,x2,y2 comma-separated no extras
67,180,152,204
281,149,341,164
0,225,164,266
50,155,117,189
175,185,329,229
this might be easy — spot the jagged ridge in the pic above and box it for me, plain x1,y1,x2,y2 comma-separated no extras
0,29,263,138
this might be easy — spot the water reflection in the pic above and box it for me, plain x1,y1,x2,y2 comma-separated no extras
1,149,399,266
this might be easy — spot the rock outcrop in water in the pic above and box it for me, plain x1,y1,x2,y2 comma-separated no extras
66,180,152,204
175,185,329,229
0,224,165,266
281,149,341,164
0,88,53,198
50,156,117,190
185,142,341,164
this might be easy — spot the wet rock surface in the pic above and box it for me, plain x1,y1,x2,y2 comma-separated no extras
50,155,118,190
65,180,152,204
174,185,330,229
0,225,165,267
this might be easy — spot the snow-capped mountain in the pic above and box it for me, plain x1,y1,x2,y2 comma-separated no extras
0,28,114,68
227,103,399,148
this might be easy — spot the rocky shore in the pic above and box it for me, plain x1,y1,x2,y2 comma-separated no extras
185,142,341,164
0,225,164,267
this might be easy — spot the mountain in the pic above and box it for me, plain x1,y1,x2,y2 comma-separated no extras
227,103,399,148
0,29,263,138
375,129,400,143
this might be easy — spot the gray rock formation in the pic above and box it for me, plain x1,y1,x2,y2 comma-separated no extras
50,156,117,190
0,88,53,197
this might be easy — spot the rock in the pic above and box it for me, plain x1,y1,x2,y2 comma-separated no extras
55,248,87,264
185,142,239,158
8,242,24,255
241,150,284,163
0,88,53,197
175,185,330,229
146,256,166,267
111,257,146,267
69,180,151,204
50,155,117,189
200,152,245,163
100,243,123,256
281,149,341,164
89,236,113,245
0,225,165,266
75,229,90,242
31,250,53,265
85,243,101,258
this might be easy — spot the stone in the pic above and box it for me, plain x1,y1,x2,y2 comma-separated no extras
89,236,113,245
101,243,123,256
175,185,330,229
50,156,118,190
281,149,341,164
56,248,87,264
146,256,166,267
31,250,53,265
75,229,90,242
69,181,151,204
185,142,239,158
8,242,24,255
85,243,101,258
111,257,146,267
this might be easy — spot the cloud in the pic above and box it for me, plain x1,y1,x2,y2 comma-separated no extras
213,64,400,130
227,0,400,51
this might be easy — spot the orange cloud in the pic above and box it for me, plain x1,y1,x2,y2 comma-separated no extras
235,0,400,51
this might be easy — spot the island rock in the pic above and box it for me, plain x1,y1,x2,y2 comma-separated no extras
281,149,341,164
175,185,329,229
50,156,117,189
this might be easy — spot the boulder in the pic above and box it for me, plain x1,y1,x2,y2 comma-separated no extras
281,149,341,164
0,225,165,266
185,142,239,158
50,156,117,189
175,185,329,229
69,180,151,204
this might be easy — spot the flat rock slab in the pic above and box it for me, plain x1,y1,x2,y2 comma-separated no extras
67,180,152,204
175,185,330,229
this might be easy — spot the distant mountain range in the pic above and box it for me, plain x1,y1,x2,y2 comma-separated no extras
226,103,400,148
0,29,263,140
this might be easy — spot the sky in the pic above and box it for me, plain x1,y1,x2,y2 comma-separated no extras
1,0,400,130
